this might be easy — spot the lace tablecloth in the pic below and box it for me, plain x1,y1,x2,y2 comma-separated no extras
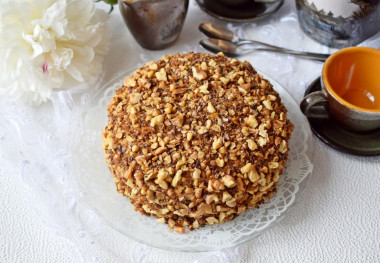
1,0,380,262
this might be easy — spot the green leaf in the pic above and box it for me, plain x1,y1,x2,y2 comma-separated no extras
102,0,118,5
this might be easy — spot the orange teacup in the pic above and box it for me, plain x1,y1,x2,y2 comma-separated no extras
301,47,380,132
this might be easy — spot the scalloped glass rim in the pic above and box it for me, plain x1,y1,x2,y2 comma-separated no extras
71,67,313,252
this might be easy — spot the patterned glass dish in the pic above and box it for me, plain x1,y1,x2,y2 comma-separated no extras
71,67,313,252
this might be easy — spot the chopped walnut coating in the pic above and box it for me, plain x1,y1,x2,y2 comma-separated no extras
102,52,293,233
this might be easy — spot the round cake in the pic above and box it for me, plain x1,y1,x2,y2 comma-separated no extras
102,52,294,233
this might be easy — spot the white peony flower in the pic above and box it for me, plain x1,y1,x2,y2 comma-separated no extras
0,0,110,105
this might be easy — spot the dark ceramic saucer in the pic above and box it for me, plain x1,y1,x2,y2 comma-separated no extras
196,0,283,23
304,77,380,156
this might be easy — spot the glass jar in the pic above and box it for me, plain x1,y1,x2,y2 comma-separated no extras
296,0,380,48
119,0,189,50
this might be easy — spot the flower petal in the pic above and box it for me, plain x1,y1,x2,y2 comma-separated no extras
0,0,110,105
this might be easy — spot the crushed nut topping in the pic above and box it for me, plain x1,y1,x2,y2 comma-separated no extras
102,52,293,234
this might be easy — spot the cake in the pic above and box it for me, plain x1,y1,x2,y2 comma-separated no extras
102,52,294,233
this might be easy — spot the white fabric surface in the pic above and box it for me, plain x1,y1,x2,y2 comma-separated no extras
1,0,380,262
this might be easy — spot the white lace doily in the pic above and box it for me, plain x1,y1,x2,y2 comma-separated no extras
70,68,313,252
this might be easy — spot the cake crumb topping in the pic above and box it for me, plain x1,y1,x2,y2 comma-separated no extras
102,52,293,233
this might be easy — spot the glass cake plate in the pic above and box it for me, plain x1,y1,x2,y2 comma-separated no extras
71,68,313,252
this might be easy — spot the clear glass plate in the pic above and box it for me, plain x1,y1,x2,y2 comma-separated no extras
71,68,313,252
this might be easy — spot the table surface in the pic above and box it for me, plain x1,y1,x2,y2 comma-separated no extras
1,0,380,262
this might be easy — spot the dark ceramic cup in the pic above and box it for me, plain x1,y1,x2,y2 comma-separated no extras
216,0,251,6
300,47,380,132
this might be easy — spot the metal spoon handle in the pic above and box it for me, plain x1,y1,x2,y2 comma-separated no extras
251,47,330,62
237,39,290,51
239,41,330,61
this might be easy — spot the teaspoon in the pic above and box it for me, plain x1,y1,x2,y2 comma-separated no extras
199,22,287,51
199,23,331,61
200,38,330,62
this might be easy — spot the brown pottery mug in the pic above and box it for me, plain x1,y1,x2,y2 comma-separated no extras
301,47,380,132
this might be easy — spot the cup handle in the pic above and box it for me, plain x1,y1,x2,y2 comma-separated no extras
300,91,329,119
